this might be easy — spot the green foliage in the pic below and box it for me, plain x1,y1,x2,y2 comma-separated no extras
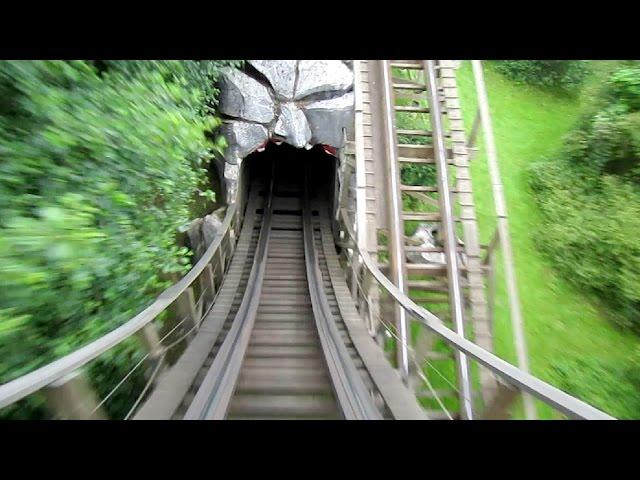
529,64,640,332
401,164,436,186
551,349,640,419
494,60,588,89
0,60,239,418
529,163,640,329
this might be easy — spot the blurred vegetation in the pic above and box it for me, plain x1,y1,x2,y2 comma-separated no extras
551,347,640,420
523,63,640,418
529,64,640,333
494,60,588,90
0,60,241,419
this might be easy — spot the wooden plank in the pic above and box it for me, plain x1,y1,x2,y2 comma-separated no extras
399,156,435,164
391,62,423,70
393,83,427,91
402,212,441,222
395,105,429,113
400,185,438,192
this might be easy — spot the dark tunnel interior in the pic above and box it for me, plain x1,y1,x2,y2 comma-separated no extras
239,142,338,215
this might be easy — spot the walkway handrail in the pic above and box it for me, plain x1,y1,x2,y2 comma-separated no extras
470,60,536,419
0,203,239,410
338,206,614,420
424,60,474,419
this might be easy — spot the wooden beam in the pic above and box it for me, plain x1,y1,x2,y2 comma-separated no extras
482,381,520,420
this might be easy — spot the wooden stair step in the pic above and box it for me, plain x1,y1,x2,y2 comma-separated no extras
399,157,455,165
395,105,430,113
391,62,424,70
397,129,432,136
398,144,454,159
392,60,422,65
402,212,442,221
400,185,438,193
399,157,436,165
404,246,452,253
393,82,427,91
408,280,450,292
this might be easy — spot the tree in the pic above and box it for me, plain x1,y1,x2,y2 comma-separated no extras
529,64,640,332
0,60,241,418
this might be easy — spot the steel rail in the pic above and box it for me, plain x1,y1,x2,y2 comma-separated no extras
424,60,474,419
380,59,410,381
0,202,239,410
338,207,614,420
303,164,382,420
185,167,275,420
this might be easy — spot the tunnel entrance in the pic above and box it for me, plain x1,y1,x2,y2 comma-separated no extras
238,142,338,218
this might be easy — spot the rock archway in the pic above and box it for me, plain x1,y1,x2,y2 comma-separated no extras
216,60,354,203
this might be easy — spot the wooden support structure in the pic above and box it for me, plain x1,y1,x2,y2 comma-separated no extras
466,109,481,159
350,60,384,347
482,380,520,420
173,286,199,337
358,59,496,417
379,60,410,381
136,324,163,360
198,264,216,308
43,370,107,420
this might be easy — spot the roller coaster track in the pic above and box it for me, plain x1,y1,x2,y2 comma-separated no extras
177,161,384,419
0,61,616,420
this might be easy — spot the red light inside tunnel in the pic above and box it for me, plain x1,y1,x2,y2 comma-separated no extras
256,141,269,153
322,145,337,157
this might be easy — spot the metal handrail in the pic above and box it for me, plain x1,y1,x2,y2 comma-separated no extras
470,60,536,419
0,202,239,410
380,59,410,381
338,206,614,420
424,60,474,419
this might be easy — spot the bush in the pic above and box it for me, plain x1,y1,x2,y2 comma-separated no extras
0,60,240,418
494,60,588,89
529,64,640,332
529,163,640,330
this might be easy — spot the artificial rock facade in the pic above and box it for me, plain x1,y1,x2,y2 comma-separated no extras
217,60,355,203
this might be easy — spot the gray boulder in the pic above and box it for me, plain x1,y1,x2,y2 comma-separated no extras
224,163,239,204
303,92,354,147
186,207,226,262
248,60,297,100
406,223,467,266
407,223,445,265
201,208,225,247
294,60,353,100
274,102,312,148
221,121,269,164
219,69,276,123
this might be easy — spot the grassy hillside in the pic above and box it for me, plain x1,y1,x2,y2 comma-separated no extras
455,61,639,418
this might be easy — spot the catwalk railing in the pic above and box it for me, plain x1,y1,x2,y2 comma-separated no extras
0,203,241,419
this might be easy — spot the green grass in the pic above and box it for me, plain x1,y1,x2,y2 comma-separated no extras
454,61,639,418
